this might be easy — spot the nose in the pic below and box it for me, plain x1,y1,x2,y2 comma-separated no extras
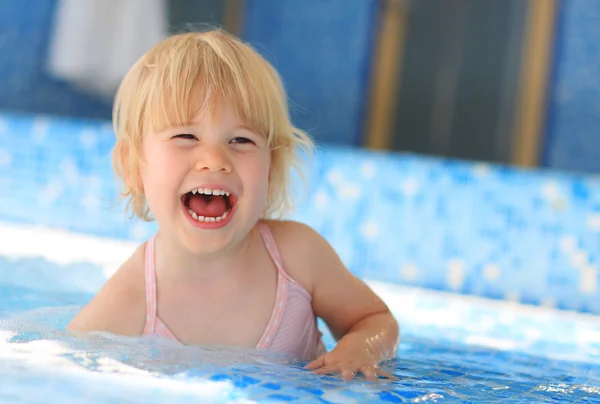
194,144,232,173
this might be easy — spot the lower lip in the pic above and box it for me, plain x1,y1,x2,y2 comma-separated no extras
181,200,236,230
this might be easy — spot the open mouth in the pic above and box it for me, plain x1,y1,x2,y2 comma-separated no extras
182,187,237,223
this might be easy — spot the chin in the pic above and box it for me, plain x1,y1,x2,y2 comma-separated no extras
177,213,256,256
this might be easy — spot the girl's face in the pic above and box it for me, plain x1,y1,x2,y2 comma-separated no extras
139,102,271,255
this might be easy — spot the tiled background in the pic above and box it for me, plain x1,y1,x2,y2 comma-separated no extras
0,0,599,168
1,3,599,402
0,1,599,314
1,112,598,315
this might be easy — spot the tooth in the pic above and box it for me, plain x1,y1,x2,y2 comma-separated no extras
192,189,197,194
222,211,228,219
213,190,222,196
191,211,198,219
216,216,222,222
203,188,212,195
224,191,230,196
210,217,216,222
198,215,206,222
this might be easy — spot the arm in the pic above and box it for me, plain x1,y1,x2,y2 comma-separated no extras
67,247,146,337
275,221,399,380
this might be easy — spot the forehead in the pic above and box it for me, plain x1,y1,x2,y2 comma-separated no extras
134,41,279,139
148,90,263,138
189,99,237,124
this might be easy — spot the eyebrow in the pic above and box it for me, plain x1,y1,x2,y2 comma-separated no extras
235,124,255,132
235,124,266,137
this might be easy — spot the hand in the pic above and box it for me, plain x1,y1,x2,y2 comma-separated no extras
305,334,395,381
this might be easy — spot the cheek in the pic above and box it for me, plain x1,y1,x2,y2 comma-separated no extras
140,142,186,195
243,154,271,200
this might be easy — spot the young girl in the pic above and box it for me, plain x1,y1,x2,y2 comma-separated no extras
68,30,399,381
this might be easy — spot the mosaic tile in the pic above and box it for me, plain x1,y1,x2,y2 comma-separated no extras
2,109,600,401
2,112,599,313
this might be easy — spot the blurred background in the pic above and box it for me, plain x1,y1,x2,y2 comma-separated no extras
0,0,598,172
0,0,599,314
2,3,600,401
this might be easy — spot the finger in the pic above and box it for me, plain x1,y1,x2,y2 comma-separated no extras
360,366,379,382
314,365,337,376
304,355,326,369
340,368,357,381
374,366,397,381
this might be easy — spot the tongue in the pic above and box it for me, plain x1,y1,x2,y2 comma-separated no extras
188,194,227,217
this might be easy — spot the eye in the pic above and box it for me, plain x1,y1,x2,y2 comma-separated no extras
173,134,197,140
230,137,255,145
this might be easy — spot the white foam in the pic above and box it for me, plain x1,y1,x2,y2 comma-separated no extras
366,279,600,325
0,221,137,279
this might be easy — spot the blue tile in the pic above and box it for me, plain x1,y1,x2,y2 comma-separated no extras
297,386,324,396
234,375,261,388
2,108,600,402
261,382,282,390
209,374,231,381
267,393,296,401
378,391,403,403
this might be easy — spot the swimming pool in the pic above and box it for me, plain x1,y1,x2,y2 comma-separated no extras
1,111,600,402
1,221,599,403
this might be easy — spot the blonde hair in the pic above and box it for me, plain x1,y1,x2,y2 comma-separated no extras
112,29,313,221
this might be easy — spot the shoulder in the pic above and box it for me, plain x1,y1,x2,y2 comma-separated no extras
262,220,336,294
264,221,393,342
264,219,321,242
67,242,147,336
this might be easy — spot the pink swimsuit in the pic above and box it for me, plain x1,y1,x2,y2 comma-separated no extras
142,222,326,360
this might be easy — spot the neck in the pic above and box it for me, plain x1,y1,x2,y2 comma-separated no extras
153,225,260,280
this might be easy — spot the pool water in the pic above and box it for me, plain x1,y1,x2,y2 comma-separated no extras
1,222,599,403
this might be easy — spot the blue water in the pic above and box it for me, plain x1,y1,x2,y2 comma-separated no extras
1,251,599,403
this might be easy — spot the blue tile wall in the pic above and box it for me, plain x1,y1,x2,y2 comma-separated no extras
243,0,378,146
543,0,600,173
2,112,599,315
